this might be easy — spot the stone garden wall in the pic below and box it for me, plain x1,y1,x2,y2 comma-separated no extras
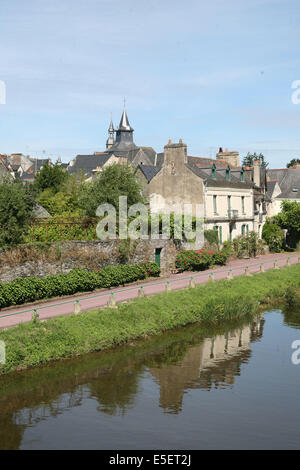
0,239,179,283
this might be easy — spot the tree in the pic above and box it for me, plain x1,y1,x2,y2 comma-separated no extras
262,219,283,252
33,163,68,194
275,200,300,248
79,164,145,217
37,173,84,216
286,158,300,168
242,152,268,168
0,179,35,246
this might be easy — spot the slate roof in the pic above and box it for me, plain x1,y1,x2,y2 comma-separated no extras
266,168,300,199
138,164,161,182
67,153,110,176
266,181,277,199
19,171,35,182
186,160,253,188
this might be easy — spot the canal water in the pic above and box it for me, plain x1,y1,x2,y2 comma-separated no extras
0,309,299,450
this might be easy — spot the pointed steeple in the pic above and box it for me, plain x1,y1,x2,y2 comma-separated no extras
117,101,133,131
108,102,136,153
106,114,115,150
108,115,114,133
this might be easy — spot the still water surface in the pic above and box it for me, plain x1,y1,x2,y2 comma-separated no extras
0,309,300,450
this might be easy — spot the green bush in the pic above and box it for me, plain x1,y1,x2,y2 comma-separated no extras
262,221,283,252
175,249,228,272
204,229,219,246
233,231,263,258
0,262,160,309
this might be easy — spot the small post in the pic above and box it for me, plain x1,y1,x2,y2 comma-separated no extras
165,281,171,292
245,266,252,277
74,300,81,314
107,292,117,308
189,276,195,288
138,286,146,298
32,308,39,322
227,269,233,280
260,263,265,273
286,257,291,266
209,272,215,282
274,260,279,270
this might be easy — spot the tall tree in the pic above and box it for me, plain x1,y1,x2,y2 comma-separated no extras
79,164,144,217
242,152,268,168
33,162,68,194
0,179,35,246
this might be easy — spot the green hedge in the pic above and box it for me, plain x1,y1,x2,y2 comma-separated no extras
0,262,160,309
176,249,228,272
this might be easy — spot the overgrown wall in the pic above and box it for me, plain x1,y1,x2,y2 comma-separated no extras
0,239,178,282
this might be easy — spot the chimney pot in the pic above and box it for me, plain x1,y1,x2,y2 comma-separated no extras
168,139,172,145
179,138,182,144
219,147,223,153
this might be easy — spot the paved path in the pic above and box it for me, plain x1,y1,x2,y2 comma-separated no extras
0,252,298,330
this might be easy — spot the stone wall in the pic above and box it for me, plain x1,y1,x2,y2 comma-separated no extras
0,239,178,283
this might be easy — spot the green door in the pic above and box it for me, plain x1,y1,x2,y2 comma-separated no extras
155,248,162,267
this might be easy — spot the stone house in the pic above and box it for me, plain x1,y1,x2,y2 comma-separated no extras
136,140,268,243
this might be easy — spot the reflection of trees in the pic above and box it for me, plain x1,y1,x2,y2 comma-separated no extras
0,414,25,450
0,313,265,448
283,309,300,330
89,364,143,416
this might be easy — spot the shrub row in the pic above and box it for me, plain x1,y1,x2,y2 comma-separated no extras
176,249,228,272
0,262,160,309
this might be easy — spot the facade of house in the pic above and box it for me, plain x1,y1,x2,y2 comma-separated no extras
136,140,268,242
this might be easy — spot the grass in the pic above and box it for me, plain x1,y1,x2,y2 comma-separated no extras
0,263,300,375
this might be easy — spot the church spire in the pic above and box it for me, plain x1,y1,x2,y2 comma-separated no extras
106,114,115,150
107,102,136,153
118,99,133,131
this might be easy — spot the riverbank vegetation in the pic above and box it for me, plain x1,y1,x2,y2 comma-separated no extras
1,264,300,375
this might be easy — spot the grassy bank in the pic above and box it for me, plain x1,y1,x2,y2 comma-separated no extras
1,264,300,375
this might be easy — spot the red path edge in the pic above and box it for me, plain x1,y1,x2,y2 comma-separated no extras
0,252,298,330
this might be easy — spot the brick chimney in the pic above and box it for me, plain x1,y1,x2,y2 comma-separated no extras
216,148,240,167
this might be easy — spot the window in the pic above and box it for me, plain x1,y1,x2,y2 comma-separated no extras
241,196,245,214
219,226,222,244
213,195,217,214
241,169,245,182
241,224,245,235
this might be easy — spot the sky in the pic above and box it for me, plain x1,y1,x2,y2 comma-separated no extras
0,0,300,167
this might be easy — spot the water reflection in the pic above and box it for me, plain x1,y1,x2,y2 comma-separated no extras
0,313,269,449
149,316,264,413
